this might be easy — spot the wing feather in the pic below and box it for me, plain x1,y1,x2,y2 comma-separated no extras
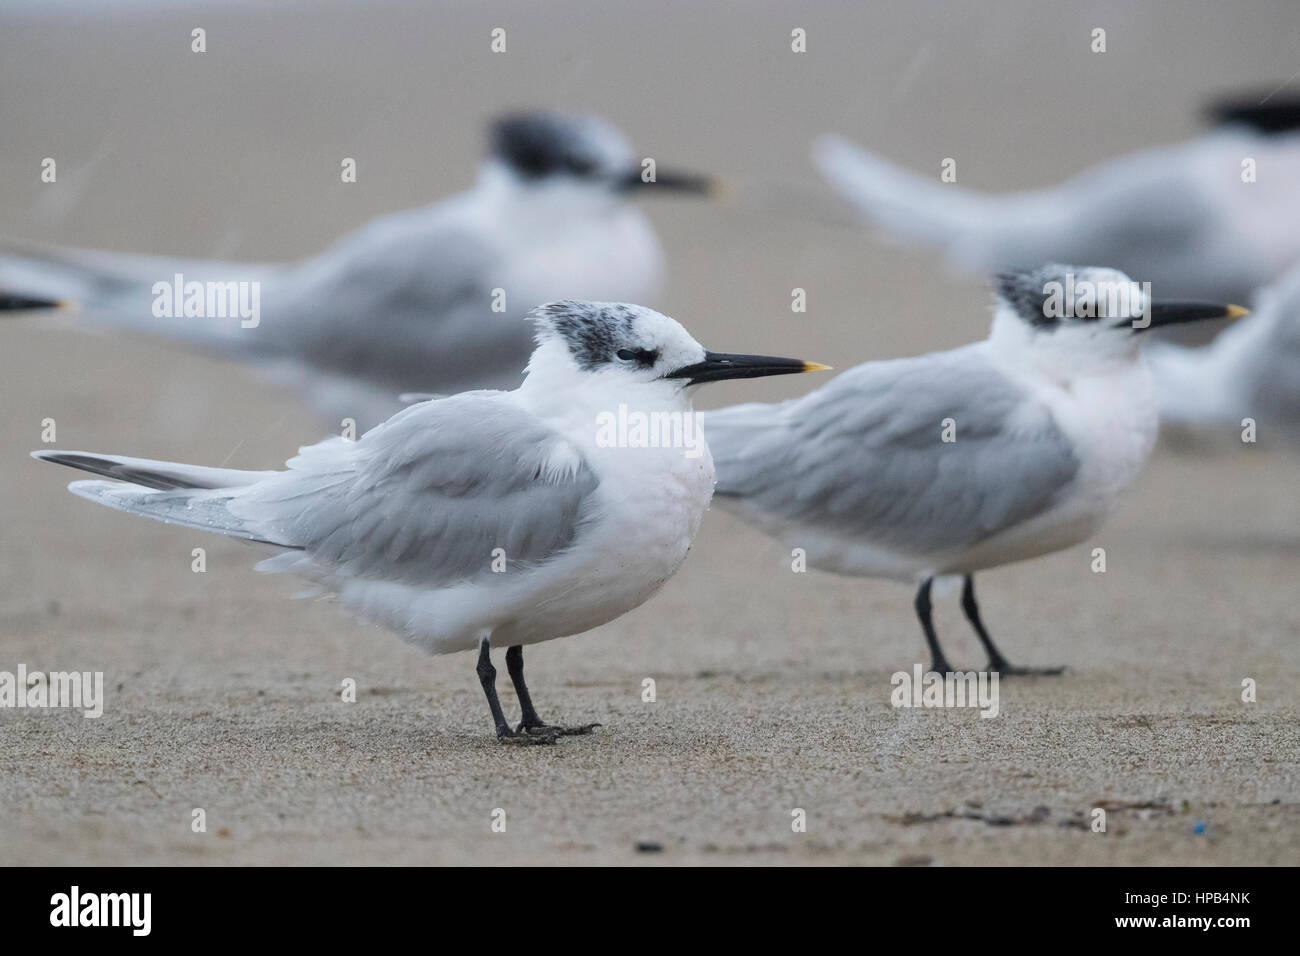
232,392,598,587
706,345,1079,555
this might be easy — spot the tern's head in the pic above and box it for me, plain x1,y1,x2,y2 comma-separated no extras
990,264,1246,374
523,300,827,396
484,111,720,202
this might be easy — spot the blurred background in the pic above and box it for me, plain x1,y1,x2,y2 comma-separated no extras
1,0,1296,865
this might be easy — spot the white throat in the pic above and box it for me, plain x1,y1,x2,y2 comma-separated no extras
986,305,1143,388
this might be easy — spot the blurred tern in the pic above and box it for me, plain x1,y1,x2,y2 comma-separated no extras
1148,256,1300,443
814,96,1300,305
703,265,1242,673
2,112,721,428
33,301,826,744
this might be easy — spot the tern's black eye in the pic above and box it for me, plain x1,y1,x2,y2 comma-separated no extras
616,347,659,367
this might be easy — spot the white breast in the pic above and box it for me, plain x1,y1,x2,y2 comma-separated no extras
1048,361,1158,519
954,360,1158,574
531,441,715,634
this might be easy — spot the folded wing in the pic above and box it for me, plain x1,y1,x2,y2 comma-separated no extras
705,345,1079,555
234,392,600,587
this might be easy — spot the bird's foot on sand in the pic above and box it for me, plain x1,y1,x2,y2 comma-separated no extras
988,661,1065,677
518,721,602,737
497,726,560,745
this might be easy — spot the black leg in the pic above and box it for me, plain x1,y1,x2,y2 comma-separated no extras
477,641,556,745
960,575,1010,671
505,644,546,729
914,578,953,673
505,644,601,737
960,575,1064,676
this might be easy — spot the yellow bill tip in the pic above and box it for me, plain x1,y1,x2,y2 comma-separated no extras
802,361,832,373
1226,304,1249,319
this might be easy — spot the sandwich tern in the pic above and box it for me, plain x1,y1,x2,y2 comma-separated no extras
814,98,1300,305
3,112,720,428
33,301,826,743
702,265,1242,673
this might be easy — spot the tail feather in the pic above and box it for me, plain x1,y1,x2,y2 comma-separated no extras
32,450,276,490
0,238,274,348
65,480,285,545
33,450,291,547
813,136,996,254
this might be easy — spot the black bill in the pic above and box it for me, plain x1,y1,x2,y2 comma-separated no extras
667,351,830,386
618,167,722,197
0,290,66,312
1124,301,1248,330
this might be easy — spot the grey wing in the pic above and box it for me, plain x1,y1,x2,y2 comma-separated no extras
265,205,530,393
706,345,1079,554
233,392,599,587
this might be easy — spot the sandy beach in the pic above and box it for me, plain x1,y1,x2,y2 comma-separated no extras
0,0,1296,865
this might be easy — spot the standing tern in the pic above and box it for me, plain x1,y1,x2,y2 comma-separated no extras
702,265,1243,673
2,112,721,428
814,98,1300,305
32,301,826,744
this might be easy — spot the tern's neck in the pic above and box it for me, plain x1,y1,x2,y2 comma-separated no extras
475,161,623,220
986,308,1141,388
521,375,690,416
517,364,692,442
